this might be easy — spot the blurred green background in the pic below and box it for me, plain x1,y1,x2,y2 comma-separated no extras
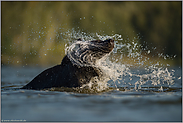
1,1,182,67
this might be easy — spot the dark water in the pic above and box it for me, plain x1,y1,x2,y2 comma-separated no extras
1,65,182,122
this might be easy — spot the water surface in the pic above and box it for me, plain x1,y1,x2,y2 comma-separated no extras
1,65,182,122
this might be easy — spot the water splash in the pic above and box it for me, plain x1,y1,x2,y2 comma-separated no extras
59,28,177,93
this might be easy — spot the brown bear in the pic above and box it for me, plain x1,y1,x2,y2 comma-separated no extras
21,39,114,90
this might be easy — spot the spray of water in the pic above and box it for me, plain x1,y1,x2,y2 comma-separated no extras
57,28,178,93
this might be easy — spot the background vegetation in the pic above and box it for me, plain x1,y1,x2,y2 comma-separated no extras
1,1,182,67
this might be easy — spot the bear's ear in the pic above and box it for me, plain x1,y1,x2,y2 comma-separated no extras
77,38,82,41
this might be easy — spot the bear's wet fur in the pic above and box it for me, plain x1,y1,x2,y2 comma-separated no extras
21,39,114,90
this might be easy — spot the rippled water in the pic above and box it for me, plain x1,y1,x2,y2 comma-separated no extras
1,31,182,122
1,66,182,122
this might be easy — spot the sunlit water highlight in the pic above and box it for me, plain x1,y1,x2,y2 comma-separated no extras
51,29,181,93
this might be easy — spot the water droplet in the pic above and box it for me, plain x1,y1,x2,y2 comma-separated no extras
158,86,163,91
